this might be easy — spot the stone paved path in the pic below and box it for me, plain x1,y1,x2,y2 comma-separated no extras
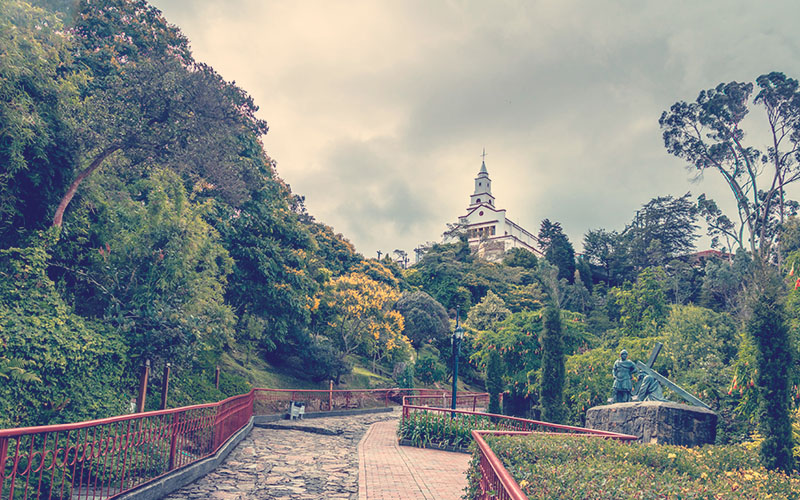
164,409,470,500
358,420,470,500
164,411,396,500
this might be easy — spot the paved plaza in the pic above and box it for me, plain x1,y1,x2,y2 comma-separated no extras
163,409,470,500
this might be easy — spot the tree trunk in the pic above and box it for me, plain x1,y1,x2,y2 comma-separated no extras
52,145,120,227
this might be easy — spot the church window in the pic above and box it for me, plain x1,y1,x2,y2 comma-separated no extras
479,211,484,216
477,198,481,203
491,226,496,236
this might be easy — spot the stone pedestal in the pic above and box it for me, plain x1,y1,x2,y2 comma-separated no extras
585,401,717,447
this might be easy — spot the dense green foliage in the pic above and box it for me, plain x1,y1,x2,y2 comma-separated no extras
3,1,800,477
0,0,418,426
468,434,800,499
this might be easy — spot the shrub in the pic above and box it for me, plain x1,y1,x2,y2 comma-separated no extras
415,353,446,385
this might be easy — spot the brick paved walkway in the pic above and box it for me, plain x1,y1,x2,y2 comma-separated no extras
358,420,470,500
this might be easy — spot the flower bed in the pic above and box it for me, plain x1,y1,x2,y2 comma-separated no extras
398,410,503,451
467,433,800,499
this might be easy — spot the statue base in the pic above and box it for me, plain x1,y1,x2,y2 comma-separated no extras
585,401,717,447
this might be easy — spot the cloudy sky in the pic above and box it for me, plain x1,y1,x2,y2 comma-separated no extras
152,0,800,258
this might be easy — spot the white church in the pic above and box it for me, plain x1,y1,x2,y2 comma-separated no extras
447,158,542,262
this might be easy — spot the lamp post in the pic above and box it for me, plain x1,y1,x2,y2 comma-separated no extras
451,310,464,412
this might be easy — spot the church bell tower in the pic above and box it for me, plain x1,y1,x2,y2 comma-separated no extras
469,159,495,208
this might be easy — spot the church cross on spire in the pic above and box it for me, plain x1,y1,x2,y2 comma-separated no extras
480,148,487,161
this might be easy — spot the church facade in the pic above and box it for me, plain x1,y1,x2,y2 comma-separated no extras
448,159,541,261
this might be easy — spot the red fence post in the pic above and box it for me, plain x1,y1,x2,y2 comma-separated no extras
0,437,7,494
329,381,333,411
168,413,179,470
161,363,171,410
136,360,150,413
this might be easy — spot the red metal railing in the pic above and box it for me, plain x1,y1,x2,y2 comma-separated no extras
401,404,637,438
472,431,530,500
253,388,489,415
0,391,254,500
400,404,637,500
0,387,489,500
401,393,490,412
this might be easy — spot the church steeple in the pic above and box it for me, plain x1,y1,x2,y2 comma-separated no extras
469,154,495,208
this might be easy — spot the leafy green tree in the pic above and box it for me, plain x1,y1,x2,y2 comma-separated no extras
626,194,699,269
540,306,565,423
503,248,538,269
608,267,669,337
51,0,269,228
466,290,511,331
53,169,235,369
394,291,450,348
583,229,632,287
217,185,319,355
538,219,575,282
405,240,473,312
415,352,446,385
0,0,77,245
471,309,592,417
699,249,750,312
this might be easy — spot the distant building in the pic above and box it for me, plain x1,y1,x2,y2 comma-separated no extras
447,159,541,262
683,249,732,266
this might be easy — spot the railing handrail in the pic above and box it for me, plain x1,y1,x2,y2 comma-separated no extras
0,390,256,438
0,387,487,437
472,430,529,500
402,404,638,439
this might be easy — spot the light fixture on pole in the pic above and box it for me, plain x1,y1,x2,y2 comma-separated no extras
451,310,464,412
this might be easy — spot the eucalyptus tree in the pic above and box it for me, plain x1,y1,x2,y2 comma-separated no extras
660,72,800,472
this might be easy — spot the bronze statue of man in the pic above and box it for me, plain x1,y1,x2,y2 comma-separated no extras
612,350,637,403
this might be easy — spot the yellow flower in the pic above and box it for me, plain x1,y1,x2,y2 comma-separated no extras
519,480,529,488
667,453,677,459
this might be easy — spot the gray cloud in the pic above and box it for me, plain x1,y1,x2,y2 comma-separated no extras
152,0,800,255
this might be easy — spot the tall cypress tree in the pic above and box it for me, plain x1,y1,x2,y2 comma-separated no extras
748,281,795,473
486,349,504,415
540,305,565,423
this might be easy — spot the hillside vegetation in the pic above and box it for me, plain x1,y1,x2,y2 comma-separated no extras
2,0,800,473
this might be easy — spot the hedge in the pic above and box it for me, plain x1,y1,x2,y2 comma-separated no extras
467,434,800,499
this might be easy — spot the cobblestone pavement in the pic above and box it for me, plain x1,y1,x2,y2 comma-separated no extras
164,410,397,500
358,420,470,500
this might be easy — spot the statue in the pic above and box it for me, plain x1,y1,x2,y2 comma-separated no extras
611,350,637,403
636,373,667,401
605,342,711,409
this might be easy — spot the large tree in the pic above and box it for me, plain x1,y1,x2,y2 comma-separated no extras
394,291,450,348
660,72,800,471
538,219,576,282
660,73,800,260
51,0,269,228
625,193,699,269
